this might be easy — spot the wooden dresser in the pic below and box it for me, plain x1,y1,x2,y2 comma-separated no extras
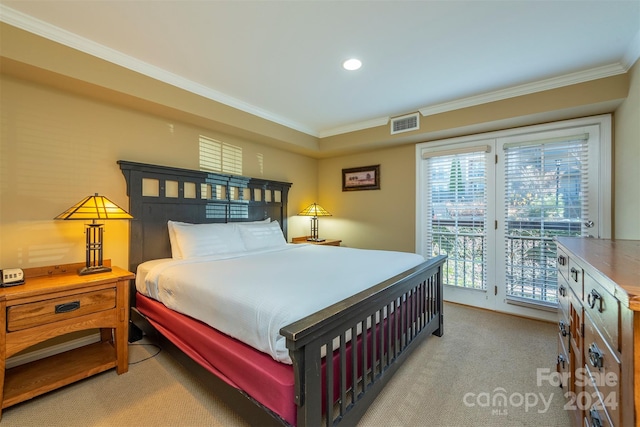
0,262,133,419
556,238,640,427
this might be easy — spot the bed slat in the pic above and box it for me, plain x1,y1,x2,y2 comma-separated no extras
281,255,446,427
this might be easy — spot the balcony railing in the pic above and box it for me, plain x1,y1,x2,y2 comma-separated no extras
430,220,485,290
429,219,583,303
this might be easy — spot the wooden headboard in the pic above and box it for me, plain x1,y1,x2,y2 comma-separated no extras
118,161,292,274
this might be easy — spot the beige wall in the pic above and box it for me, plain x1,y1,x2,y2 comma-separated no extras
318,61,640,250
318,145,416,252
1,21,639,273
613,61,640,240
0,74,317,270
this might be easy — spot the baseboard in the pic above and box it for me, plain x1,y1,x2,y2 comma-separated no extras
6,332,101,369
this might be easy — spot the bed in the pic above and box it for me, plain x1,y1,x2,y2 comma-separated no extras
119,160,446,427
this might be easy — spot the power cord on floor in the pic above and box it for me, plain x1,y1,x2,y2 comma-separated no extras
128,342,162,365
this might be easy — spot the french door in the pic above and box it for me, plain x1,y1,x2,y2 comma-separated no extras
416,116,611,320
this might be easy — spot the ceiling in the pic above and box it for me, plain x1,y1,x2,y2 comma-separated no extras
1,1,639,138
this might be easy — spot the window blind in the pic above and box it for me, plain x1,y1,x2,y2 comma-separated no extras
503,135,589,303
425,149,488,289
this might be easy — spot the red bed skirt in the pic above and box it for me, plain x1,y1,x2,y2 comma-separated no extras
136,294,297,425
137,293,403,426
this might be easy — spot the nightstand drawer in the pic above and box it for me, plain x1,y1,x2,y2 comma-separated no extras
7,288,116,331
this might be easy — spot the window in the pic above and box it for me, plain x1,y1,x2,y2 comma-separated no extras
416,115,611,320
503,135,589,304
423,147,489,290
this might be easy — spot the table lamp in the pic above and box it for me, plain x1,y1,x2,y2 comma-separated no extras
55,193,133,275
298,203,331,242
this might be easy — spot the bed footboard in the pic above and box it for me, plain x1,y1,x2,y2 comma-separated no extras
280,254,446,427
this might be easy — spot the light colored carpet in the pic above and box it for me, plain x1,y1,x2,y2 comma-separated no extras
358,303,570,427
1,303,570,426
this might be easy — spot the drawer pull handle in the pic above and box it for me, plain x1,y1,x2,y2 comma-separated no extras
588,289,603,312
588,342,604,369
558,285,567,298
557,255,567,266
558,320,568,337
55,301,80,314
570,267,579,283
557,354,566,370
589,407,603,427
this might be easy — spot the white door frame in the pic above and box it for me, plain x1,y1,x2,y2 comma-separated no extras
416,115,611,321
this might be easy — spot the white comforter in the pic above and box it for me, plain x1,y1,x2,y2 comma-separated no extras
138,244,425,364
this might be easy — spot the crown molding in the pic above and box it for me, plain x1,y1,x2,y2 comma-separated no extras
318,116,390,138
2,5,636,141
0,5,318,137
418,63,627,117
320,61,627,137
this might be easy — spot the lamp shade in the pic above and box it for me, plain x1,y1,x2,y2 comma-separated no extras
55,193,133,220
55,193,132,275
298,203,331,217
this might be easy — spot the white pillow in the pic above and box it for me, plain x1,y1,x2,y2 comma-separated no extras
168,221,246,259
238,220,287,251
167,220,189,259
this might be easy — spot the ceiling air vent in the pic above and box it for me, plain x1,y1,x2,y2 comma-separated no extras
390,113,420,135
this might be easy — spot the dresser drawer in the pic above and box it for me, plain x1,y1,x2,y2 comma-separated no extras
567,258,584,300
583,312,620,426
558,274,570,320
558,305,570,355
7,288,116,331
557,332,570,388
584,272,619,352
556,246,570,283
584,368,616,427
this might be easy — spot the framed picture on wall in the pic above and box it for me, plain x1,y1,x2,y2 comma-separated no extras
342,165,380,191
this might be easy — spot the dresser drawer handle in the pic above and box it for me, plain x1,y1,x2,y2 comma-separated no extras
589,407,603,427
55,301,81,314
588,342,604,369
557,255,567,266
558,285,567,298
557,354,566,370
570,267,579,283
587,289,603,312
558,320,568,337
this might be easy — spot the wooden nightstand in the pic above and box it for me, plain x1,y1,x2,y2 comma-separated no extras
291,236,342,246
0,261,134,419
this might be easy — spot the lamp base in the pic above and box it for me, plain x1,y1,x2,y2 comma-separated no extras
78,265,112,276
306,237,326,242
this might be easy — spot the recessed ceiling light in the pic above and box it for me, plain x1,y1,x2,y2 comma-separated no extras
342,58,362,71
